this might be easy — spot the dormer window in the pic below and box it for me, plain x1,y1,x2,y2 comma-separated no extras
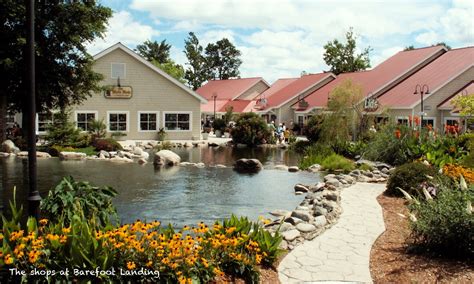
111,63,126,79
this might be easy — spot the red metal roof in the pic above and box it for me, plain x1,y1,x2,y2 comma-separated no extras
196,77,267,100
259,78,298,99
300,45,446,109
439,82,474,110
261,73,333,110
201,99,230,113
222,100,257,113
378,47,474,108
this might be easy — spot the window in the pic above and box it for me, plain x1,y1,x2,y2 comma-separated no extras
297,115,304,126
107,111,128,132
444,118,460,126
164,112,191,131
76,111,97,131
37,113,53,134
138,111,159,132
111,63,126,79
396,117,409,125
422,118,435,128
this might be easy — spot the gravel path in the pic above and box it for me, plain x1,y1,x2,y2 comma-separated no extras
278,182,386,283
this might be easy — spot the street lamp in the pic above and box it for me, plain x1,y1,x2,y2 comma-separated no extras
212,93,217,121
26,0,41,219
414,84,430,130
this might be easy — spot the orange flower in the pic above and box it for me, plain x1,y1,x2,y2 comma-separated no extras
126,261,136,270
394,129,401,139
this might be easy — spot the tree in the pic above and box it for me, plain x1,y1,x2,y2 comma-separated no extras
433,42,452,50
0,0,112,142
404,45,415,51
135,39,171,63
452,94,474,117
205,38,242,80
152,60,185,83
183,32,209,90
323,28,371,75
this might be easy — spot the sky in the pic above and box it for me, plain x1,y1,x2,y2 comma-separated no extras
88,0,474,83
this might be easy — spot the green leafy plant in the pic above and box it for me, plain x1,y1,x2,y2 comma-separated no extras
320,153,355,173
157,127,167,141
44,110,82,147
40,176,118,227
213,118,227,133
231,113,271,146
88,119,107,139
299,143,335,170
402,179,474,258
386,162,439,197
154,141,173,151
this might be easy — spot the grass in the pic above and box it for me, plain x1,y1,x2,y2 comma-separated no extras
320,153,355,172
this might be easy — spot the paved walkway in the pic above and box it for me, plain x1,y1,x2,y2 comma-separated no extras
278,182,386,283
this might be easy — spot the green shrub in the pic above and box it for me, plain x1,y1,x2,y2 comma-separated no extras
40,176,118,226
92,138,123,152
154,141,173,151
363,123,420,166
358,163,373,171
320,153,355,172
386,162,439,197
459,133,474,168
88,119,107,139
44,111,82,147
48,145,97,157
304,115,324,143
299,143,335,170
213,118,227,132
407,184,474,258
231,113,271,146
289,140,311,154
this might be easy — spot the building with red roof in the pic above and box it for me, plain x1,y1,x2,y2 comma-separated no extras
256,73,335,125
377,47,474,130
197,77,269,119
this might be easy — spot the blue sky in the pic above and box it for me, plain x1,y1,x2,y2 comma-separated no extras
89,0,474,83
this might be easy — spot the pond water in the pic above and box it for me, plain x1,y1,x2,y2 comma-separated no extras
0,147,321,226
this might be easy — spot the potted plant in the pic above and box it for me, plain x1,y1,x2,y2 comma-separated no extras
213,118,226,138
157,128,167,141
224,127,232,138
202,127,211,140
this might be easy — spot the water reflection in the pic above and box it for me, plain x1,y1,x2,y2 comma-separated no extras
0,147,319,226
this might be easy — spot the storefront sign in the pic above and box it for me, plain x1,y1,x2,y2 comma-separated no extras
104,86,133,99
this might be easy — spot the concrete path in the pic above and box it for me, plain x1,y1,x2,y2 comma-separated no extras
278,183,386,283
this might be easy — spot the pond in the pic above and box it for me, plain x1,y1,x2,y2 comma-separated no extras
0,146,321,226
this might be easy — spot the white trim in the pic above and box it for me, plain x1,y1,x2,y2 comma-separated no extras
137,111,160,132
395,116,410,126
443,116,461,125
162,111,193,132
36,112,55,135
422,116,436,128
93,43,208,104
408,64,474,109
106,111,130,132
74,110,98,131
110,62,126,79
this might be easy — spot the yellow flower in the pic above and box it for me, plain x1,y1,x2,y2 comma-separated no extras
213,267,224,277
146,260,153,267
126,261,136,270
28,251,40,264
62,227,71,234
0,233,3,241
39,219,48,226
4,254,14,265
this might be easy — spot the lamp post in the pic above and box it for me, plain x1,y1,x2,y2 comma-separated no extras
212,93,217,121
414,84,430,130
26,0,41,219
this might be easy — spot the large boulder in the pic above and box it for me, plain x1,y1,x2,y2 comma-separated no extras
154,150,181,166
2,140,19,154
17,151,51,158
59,152,86,160
233,158,263,174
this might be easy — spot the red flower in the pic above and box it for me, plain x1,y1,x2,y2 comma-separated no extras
394,129,401,139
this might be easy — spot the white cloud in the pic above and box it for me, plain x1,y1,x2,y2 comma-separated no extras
86,11,159,55
200,30,236,46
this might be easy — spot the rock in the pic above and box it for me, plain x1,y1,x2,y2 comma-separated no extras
236,143,247,148
357,175,371,182
284,217,304,226
208,142,219,147
288,166,299,172
144,144,153,150
308,164,321,172
324,191,339,202
278,222,295,232
141,151,150,160
381,167,390,174
110,157,133,163
281,229,300,241
138,158,147,165
309,182,326,192
183,142,190,148
279,240,289,250
148,141,158,147
99,150,110,158
233,158,263,174
325,178,341,188
180,162,195,166
296,223,317,233
356,159,376,168
154,150,181,166
59,152,85,160
132,147,143,156
350,169,361,176
195,162,205,168
295,192,303,195
0,152,9,157
313,206,328,216
215,164,226,168
17,151,51,158
363,171,374,178
294,184,309,193
341,174,355,184
322,200,338,212
375,162,391,170
270,209,291,218
323,174,336,181
296,206,310,211
274,165,289,171
36,152,52,158
291,210,312,222
313,215,327,227
2,140,19,153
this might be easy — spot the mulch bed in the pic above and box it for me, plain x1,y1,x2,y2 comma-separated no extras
370,194,474,283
